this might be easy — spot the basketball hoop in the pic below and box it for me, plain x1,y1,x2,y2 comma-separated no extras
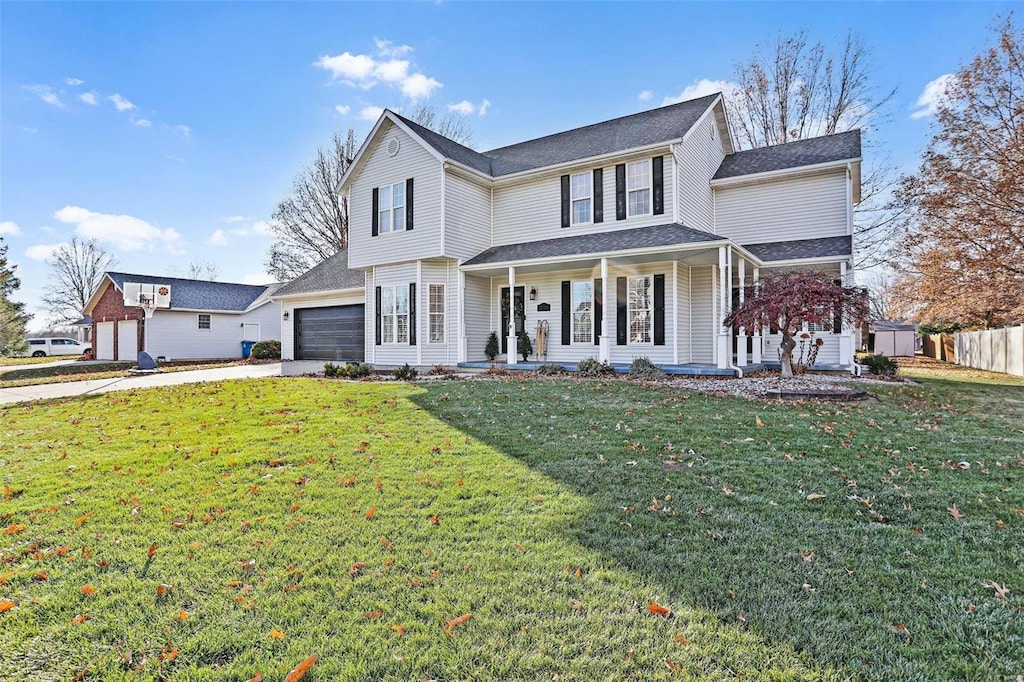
139,294,157,320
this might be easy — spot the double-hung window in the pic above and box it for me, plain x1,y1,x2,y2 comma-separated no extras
571,281,593,343
626,160,651,217
378,182,405,234
380,285,409,344
627,276,652,344
428,284,445,343
570,172,592,225
198,314,211,330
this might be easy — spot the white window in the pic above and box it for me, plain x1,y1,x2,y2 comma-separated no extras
572,281,592,344
380,285,409,344
429,284,445,343
626,160,651,217
198,314,211,330
628,276,652,344
378,182,405,234
570,172,592,225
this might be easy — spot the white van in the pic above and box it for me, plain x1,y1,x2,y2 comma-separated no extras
24,337,89,357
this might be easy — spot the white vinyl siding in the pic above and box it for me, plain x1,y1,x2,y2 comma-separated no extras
464,273,491,362
714,171,848,244
675,113,725,233
443,172,492,261
689,266,715,364
491,157,675,247
429,284,445,343
676,264,691,362
570,172,592,225
144,303,281,360
370,262,418,366
349,122,443,269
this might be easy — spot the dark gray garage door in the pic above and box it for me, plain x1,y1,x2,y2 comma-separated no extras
294,305,365,361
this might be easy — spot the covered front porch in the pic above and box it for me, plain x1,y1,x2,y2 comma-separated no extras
457,360,761,376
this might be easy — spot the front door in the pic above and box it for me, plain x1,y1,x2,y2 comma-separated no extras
500,286,525,355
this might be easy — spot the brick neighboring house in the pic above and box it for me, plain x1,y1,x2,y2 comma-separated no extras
83,272,282,361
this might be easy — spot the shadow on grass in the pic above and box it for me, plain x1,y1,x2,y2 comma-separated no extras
410,376,1024,680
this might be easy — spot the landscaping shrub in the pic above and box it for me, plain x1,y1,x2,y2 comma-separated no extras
323,362,340,378
860,353,899,377
576,357,614,377
428,364,454,376
536,363,565,375
485,332,500,360
393,363,418,381
250,339,281,360
342,362,372,379
628,356,664,379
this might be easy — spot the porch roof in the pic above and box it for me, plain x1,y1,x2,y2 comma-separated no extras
462,223,727,269
741,235,852,263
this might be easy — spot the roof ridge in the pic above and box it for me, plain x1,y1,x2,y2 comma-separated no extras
728,129,861,155
107,271,271,289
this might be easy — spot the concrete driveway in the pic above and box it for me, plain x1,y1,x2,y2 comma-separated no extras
0,363,285,406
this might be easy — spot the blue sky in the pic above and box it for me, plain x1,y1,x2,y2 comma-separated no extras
0,1,1015,329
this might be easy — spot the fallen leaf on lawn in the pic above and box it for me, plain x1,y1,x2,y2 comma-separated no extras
289,503,300,513
755,415,765,428
721,486,734,497
736,612,747,622
429,515,441,525
156,584,174,597
647,601,672,617
269,628,285,640
665,659,683,672
74,512,94,527
349,562,365,577
800,550,815,562
0,599,17,613
33,571,48,582
147,543,158,559
69,669,88,682
443,613,473,635
910,528,924,535
389,623,405,637
805,493,826,501
948,504,964,520
984,581,1010,600
4,522,26,535
159,646,179,662
802,583,816,593
887,622,909,634
365,506,376,520
284,654,318,682
245,674,263,682
268,458,285,467
514,543,526,553
80,585,97,597
365,610,383,619
71,613,91,624
177,608,189,621
673,635,690,646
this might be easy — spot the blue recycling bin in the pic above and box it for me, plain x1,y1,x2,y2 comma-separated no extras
241,340,256,359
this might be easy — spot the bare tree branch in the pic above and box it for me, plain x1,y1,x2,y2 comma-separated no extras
41,237,117,324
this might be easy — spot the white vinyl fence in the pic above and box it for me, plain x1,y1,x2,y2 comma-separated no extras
954,325,1024,376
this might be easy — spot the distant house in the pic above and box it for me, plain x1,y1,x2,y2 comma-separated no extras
82,272,281,361
277,92,862,374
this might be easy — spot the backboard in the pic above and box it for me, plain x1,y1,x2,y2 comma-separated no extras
123,282,171,309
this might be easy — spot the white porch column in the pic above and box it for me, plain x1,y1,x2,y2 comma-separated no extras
735,257,747,367
838,261,854,366
507,266,517,365
751,267,762,364
457,269,467,363
716,246,730,369
599,257,611,363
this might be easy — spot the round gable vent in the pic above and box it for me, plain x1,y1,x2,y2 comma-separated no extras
387,138,400,157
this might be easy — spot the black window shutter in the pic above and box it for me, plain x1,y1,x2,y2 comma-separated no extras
409,283,417,345
615,164,626,221
371,188,379,237
832,279,842,333
560,175,570,228
593,278,603,345
374,286,382,345
616,277,627,345
593,169,604,223
653,274,665,345
652,156,664,216
406,178,414,231
561,281,571,345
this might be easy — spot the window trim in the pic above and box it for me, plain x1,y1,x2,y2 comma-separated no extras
377,181,405,235
428,284,445,344
571,280,593,344
627,275,653,345
379,284,410,345
197,313,212,331
569,171,592,226
626,159,652,218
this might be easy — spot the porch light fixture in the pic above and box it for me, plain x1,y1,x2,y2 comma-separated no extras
529,287,537,301
283,311,289,321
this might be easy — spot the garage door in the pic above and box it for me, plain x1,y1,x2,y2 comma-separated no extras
117,320,138,361
295,305,365,361
95,322,115,360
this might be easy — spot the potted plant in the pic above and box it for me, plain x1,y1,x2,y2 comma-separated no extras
517,333,533,362
485,331,500,361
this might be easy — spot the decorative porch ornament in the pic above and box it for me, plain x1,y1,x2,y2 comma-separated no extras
517,333,533,362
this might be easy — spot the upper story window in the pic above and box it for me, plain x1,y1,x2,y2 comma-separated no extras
377,182,405,233
570,172,592,225
198,314,211,330
626,160,651,217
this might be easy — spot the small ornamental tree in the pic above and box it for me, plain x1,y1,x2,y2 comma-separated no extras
724,271,868,379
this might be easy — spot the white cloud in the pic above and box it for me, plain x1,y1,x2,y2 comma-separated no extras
25,85,63,108
0,221,21,236
18,126,38,133
53,205,181,252
173,124,192,137
662,78,736,106
334,104,351,115
315,40,443,102
224,215,249,223
250,220,276,236
447,98,490,117
65,77,84,86
25,242,69,261
134,118,152,127
79,91,99,105
109,93,136,111
360,105,385,122
207,229,229,246
638,90,653,102
910,74,955,120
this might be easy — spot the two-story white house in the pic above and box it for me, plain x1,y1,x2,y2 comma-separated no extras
275,92,861,374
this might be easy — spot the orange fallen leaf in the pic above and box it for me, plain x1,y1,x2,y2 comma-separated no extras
156,583,174,597
80,584,97,597
74,512,94,527
69,670,89,682
364,610,383,619
673,635,690,646
4,522,26,535
365,506,376,520
665,658,683,672
159,645,179,662
888,622,910,634
0,599,16,613
337,475,357,486
514,543,526,553
147,543,158,558
33,571,48,582
283,654,318,682
245,674,263,682
429,515,441,526
948,504,964,520
755,415,765,428
444,612,473,635
647,601,672,617
289,503,300,513
268,458,285,467
349,562,365,577
389,623,405,637
269,628,285,640
71,613,92,624
177,608,189,621
380,537,394,549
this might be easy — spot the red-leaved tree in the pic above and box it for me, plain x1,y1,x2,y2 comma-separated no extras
725,271,869,378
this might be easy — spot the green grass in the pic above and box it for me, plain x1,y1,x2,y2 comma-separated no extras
0,367,1021,680
0,355,69,368
0,360,242,388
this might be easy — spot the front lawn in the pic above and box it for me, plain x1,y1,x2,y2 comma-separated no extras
0,360,244,388
0,368,1021,680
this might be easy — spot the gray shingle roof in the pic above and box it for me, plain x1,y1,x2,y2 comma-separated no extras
392,94,720,178
713,130,861,180
741,236,852,262
871,320,918,332
273,249,365,297
105,272,272,312
464,223,724,267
